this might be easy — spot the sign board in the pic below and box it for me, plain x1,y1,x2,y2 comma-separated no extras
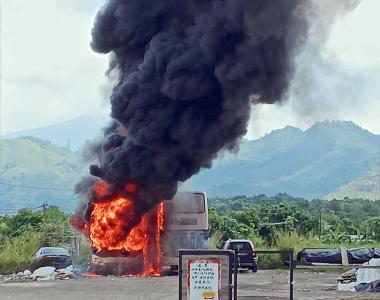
179,250,234,300
187,259,220,300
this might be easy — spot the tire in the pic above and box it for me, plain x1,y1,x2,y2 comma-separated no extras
170,265,178,271
251,263,258,273
169,265,178,275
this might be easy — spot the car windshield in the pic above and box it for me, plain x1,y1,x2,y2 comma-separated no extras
228,242,252,251
40,248,69,256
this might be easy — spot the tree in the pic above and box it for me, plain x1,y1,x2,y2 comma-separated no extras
365,217,380,241
4,209,43,237
228,209,259,229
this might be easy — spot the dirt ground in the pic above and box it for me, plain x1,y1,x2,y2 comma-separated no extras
0,269,378,300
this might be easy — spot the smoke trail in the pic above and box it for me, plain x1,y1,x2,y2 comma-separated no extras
83,0,309,201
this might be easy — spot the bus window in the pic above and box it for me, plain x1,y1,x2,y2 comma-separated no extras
166,192,205,213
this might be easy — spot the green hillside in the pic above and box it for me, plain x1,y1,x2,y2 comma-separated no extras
189,121,380,198
325,163,380,200
0,137,86,212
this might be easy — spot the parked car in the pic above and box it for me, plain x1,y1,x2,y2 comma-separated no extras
34,247,72,269
223,239,257,272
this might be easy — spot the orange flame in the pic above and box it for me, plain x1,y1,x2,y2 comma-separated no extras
86,181,164,276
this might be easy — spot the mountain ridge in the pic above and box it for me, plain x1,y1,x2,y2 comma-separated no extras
1,120,379,212
189,120,380,199
1,114,109,150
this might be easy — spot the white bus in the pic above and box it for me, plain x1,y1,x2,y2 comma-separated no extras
162,191,209,269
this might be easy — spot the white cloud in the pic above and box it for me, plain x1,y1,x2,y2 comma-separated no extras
0,0,108,134
247,0,380,139
326,0,380,69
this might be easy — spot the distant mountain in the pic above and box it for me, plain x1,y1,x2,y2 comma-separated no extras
0,137,87,212
1,121,379,213
325,163,380,200
189,121,380,199
2,114,109,150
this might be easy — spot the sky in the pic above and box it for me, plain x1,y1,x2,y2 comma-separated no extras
1,0,379,139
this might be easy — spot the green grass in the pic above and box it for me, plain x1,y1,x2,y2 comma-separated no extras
0,231,41,274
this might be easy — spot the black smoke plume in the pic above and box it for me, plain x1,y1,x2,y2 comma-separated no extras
74,0,312,228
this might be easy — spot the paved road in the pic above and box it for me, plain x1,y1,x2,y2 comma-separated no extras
0,270,378,300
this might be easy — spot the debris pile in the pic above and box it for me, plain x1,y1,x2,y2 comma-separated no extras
338,268,357,284
0,265,75,282
338,258,380,293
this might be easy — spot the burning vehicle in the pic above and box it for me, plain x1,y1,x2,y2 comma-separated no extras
88,190,208,275
72,182,208,276
71,181,165,276
88,198,164,276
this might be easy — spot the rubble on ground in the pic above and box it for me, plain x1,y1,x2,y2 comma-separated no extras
338,258,380,293
0,265,76,282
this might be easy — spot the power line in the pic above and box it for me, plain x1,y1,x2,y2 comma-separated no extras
0,203,75,216
0,182,72,191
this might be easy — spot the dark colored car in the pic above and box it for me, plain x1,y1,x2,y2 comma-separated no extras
35,247,72,269
223,239,258,272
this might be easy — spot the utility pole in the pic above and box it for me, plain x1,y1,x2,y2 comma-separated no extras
319,209,322,240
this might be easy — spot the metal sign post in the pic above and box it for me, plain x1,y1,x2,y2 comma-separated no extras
179,249,236,300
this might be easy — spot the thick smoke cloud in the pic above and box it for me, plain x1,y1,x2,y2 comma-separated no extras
85,0,309,200
74,0,314,228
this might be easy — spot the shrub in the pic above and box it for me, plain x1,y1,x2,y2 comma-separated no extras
208,230,224,249
274,231,300,252
0,231,42,274
257,253,283,269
